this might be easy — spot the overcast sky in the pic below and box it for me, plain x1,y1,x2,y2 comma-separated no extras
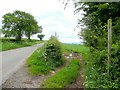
0,0,84,43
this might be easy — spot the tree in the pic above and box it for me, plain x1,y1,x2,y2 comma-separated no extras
37,34,45,40
74,2,120,88
2,10,40,41
60,1,120,88
72,2,120,49
24,18,42,40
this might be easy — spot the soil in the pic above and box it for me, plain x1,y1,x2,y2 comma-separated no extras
2,52,85,88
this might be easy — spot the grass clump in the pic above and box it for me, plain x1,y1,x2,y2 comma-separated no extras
62,43,89,55
0,37,43,51
41,58,81,88
27,46,51,75
27,36,66,76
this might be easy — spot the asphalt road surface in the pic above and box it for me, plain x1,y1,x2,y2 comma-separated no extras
0,43,44,86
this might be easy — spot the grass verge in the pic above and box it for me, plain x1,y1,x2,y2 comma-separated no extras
41,58,81,88
27,46,51,75
0,37,43,51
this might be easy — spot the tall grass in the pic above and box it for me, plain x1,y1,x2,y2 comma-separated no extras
41,58,81,88
27,46,53,75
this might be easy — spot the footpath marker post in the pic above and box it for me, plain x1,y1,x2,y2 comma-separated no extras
107,19,112,74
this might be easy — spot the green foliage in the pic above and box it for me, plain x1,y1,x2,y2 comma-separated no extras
0,38,42,51
41,58,81,88
37,34,45,40
75,2,120,88
27,36,66,76
62,43,89,54
27,46,51,76
84,46,119,88
44,36,65,67
2,10,41,41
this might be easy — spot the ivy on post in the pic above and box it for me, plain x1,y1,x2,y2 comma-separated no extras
107,19,112,74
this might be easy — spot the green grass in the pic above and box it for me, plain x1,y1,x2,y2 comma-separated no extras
27,45,66,76
62,43,89,55
27,36,66,76
41,58,81,88
0,37,43,51
27,46,51,75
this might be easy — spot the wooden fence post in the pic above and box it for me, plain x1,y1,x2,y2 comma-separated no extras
107,19,112,74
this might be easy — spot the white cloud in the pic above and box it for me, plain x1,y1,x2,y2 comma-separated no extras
0,0,64,16
0,0,84,43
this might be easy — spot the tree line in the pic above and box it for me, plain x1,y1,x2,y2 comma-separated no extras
2,10,45,41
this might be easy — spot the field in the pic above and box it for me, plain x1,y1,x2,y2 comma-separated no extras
62,43,89,54
0,37,43,51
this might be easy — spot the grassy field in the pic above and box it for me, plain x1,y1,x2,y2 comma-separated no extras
62,43,89,55
41,58,81,88
0,37,43,51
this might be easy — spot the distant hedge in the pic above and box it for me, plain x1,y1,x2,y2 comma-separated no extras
0,37,40,42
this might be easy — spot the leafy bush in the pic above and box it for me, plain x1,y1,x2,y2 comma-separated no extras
41,58,81,88
76,2,120,88
27,36,66,76
44,36,65,67
84,43,120,88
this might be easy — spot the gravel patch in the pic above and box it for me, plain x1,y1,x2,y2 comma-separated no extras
2,65,46,88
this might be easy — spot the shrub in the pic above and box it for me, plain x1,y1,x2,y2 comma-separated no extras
44,36,65,67
84,43,120,88
27,36,66,76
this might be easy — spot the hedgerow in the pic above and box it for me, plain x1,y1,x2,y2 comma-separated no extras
76,2,120,88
